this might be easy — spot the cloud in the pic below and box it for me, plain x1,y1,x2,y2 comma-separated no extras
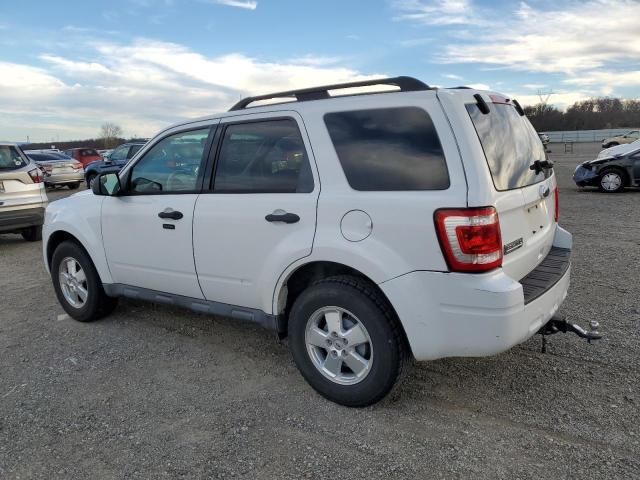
437,1,640,76
0,39,381,141
522,84,548,90
392,0,481,26
442,73,463,80
211,0,257,10
508,91,593,109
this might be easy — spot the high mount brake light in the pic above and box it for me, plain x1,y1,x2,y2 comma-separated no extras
434,207,503,273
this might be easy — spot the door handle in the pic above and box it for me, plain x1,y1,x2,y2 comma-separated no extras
158,209,183,220
265,212,300,224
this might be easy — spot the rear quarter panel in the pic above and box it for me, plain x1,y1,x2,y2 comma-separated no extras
271,91,469,312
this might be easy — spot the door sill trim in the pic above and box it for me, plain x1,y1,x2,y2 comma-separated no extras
103,283,282,332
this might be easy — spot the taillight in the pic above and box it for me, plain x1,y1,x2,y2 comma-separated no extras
27,168,43,183
554,187,559,222
71,161,83,170
434,207,503,273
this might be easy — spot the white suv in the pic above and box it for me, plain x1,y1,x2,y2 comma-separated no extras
43,77,571,406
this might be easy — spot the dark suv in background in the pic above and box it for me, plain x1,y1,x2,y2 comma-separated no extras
84,141,146,188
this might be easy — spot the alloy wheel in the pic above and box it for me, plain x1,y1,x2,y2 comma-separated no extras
305,306,373,385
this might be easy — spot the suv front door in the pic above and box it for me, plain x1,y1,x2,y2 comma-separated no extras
101,123,217,298
193,112,319,311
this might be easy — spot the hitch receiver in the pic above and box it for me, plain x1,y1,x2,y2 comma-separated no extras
538,316,602,353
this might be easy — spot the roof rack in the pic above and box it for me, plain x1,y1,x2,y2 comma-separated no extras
229,76,432,111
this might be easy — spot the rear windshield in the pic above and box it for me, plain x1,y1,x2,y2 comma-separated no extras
0,146,28,170
466,103,549,191
324,107,449,191
81,149,98,156
28,152,71,162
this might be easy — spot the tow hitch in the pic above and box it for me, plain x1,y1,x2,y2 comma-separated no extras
538,316,602,353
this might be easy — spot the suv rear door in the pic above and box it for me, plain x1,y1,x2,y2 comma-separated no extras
437,90,557,281
192,111,319,311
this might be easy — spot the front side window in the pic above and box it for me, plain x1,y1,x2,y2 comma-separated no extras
213,119,314,193
324,107,449,191
0,146,28,170
129,128,210,193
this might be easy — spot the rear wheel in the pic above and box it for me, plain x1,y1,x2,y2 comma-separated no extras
288,275,410,407
599,168,625,193
21,225,42,242
51,241,118,322
67,182,80,190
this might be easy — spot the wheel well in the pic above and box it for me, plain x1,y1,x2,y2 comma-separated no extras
600,166,630,186
277,261,410,351
46,231,83,269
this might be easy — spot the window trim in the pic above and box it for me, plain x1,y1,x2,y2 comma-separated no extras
323,106,450,192
204,115,315,194
119,125,217,196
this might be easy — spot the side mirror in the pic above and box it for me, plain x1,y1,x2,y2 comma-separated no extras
92,172,122,196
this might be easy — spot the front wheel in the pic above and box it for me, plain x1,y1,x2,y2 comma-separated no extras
86,174,97,189
599,169,625,193
51,241,118,322
288,275,410,407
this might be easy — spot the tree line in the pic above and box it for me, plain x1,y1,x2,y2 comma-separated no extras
524,97,640,132
24,122,145,151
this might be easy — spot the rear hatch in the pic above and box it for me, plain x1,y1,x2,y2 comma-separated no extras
440,90,557,281
0,146,44,210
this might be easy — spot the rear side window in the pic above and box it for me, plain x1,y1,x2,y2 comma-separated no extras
0,146,28,170
213,119,314,194
324,107,449,191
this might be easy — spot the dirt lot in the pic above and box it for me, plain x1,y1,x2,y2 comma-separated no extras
1,143,639,479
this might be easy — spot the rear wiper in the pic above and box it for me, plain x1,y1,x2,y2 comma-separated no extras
529,159,554,174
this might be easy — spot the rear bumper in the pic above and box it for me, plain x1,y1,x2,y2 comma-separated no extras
0,206,45,232
44,171,84,185
380,227,572,361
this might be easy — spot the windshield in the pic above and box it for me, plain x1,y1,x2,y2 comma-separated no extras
0,145,28,170
466,103,549,191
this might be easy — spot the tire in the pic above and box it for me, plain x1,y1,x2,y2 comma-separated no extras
51,240,118,322
67,182,80,190
21,225,42,242
598,168,626,193
288,275,410,407
86,174,97,189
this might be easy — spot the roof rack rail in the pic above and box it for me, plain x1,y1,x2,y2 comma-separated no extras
229,76,431,111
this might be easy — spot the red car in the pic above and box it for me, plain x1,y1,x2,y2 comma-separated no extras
63,148,102,167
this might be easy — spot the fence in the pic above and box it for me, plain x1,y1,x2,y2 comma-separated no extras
541,128,639,143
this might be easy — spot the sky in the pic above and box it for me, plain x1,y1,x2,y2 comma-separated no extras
1,0,639,142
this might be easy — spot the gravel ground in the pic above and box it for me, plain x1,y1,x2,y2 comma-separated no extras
1,143,639,479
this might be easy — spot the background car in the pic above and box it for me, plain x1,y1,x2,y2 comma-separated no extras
0,142,48,241
538,132,550,144
596,138,640,159
573,144,640,192
601,130,640,148
25,150,84,189
84,141,146,187
63,148,102,167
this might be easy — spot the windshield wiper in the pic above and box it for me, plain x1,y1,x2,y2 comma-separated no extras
529,159,554,175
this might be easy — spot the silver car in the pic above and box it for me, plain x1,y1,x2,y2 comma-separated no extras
0,143,48,241
25,150,84,189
